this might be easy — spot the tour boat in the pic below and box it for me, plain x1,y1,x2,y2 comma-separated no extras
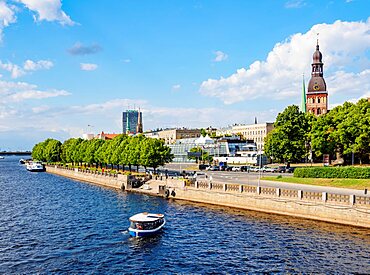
26,161,45,172
19,158,27,164
0,156,4,159
128,212,165,237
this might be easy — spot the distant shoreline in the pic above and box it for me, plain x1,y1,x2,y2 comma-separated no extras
0,152,31,156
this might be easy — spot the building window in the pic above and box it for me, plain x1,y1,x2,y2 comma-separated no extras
318,98,320,103
317,108,321,115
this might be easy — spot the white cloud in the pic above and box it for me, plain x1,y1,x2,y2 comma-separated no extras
68,43,102,55
68,99,147,115
123,59,131,63
200,18,370,104
0,59,53,78
24,59,53,71
32,105,50,113
9,89,69,102
285,0,306,8
172,84,181,90
0,1,17,41
80,63,98,71
213,50,228,62
17,0,74,26
0,79,70,102
0,61,25,78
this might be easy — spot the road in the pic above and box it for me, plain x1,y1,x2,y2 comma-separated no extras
161,163,369,197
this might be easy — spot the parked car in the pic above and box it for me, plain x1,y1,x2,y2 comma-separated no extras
220,165,232,171
199,164,210,170
249,166,260,172
207,165,220,171
286,167,296,173
270,167,279,173
262,166,274,172
240,166,251,172
277,166,286,173
232,166,241,172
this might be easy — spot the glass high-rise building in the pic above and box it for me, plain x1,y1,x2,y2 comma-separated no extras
122,110,143,134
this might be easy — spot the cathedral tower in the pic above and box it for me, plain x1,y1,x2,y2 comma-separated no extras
306,41,328,115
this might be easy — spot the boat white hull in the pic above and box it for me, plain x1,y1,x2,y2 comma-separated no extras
26,163,45,172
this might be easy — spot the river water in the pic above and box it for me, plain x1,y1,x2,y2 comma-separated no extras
0,156,369,273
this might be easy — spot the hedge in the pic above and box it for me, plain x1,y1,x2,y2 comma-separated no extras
294,167,370,179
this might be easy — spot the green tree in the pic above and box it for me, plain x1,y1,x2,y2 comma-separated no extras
84,139,105,167
200,128,207,137
109,135,126,169
311,99,370,164
352,99,370,163
140,138,173,172
43,139,62,163
61,138,83,165
264,105,310,165
32,141,45,161
95,139,112,168
188,147,212,164
128,135,144,172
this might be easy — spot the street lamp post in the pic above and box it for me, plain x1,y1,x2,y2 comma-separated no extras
258,148,262,189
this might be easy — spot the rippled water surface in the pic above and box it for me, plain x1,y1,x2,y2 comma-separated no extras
1,156,369,273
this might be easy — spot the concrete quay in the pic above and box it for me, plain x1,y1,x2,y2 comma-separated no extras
46,165,370,228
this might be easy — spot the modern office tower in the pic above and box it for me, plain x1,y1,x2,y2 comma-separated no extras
122,109,143,134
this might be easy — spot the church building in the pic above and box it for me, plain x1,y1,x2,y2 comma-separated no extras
306,41,328,115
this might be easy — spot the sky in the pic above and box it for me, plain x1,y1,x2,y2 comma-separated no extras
0,0,369,151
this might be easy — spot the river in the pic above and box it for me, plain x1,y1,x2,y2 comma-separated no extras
0,156,369,273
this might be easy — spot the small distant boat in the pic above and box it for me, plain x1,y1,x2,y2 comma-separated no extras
128,212,165,237
26,161,45,172
0,156,4,159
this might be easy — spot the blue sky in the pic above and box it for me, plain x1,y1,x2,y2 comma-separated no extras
0,0,369,150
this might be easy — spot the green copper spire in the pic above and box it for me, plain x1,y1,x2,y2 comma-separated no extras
301,74,306,113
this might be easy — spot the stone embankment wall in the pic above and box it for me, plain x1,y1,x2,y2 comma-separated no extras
46,165,129,190
46,166,370,228
152,178,370,228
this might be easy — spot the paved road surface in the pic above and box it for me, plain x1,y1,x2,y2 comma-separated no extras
162,163,369,197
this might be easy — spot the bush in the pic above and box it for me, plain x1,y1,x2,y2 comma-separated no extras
294,167,370,179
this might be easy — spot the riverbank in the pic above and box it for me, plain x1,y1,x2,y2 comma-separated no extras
46,165,370,228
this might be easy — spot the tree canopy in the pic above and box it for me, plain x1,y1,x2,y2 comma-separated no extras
32,135,174,171
266,99,370,165
264,105,311,164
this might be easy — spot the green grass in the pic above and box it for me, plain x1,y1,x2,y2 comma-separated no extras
261,176,370,190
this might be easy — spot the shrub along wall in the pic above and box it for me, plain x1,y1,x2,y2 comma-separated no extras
294,167,370,179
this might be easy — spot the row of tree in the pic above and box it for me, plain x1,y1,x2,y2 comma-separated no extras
32,135,174,171
264,98,370,165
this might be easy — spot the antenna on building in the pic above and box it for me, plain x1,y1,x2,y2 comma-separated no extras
316,32,319,45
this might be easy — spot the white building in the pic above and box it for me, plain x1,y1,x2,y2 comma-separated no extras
217,123,274,151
